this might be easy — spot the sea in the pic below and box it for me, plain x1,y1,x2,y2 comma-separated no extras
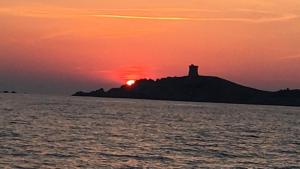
0,94,299,168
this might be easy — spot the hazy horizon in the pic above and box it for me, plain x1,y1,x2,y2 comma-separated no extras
1,0,300,94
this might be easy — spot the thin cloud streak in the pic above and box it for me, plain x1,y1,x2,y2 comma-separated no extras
0,7,221,13
233,8,275,14
280,54,300,60
90,14,299,23
92,8,221,12
38,31,76,40
90,14,189,21
0,7,298,23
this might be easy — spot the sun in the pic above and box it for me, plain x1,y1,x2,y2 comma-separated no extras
126,80,135,86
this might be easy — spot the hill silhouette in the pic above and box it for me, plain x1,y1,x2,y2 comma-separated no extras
73,65,300,107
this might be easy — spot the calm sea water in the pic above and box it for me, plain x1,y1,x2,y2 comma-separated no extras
0,94,299,168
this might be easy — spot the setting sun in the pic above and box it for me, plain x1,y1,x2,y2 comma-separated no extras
126,80,135,86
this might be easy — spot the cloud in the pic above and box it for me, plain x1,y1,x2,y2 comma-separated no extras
90,14,299,23
93,8,221,12
280,54,300,60
38,31,75,40
89,14,189,21
0,6,298,23
233,8,274,14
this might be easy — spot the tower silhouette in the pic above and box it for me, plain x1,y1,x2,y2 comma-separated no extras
188,64,199,77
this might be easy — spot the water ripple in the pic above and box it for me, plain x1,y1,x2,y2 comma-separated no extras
0,94,299,168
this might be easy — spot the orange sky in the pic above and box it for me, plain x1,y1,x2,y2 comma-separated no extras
0,0,300,94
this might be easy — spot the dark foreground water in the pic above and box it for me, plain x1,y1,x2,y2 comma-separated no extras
0,94,299,168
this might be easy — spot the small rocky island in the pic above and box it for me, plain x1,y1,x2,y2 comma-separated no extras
73,65,300,107
2,91,16,94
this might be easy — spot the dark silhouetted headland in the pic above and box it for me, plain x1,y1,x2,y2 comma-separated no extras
2,91,16,94
73,65,300,107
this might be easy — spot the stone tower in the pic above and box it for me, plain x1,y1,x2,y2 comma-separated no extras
188,64,199,77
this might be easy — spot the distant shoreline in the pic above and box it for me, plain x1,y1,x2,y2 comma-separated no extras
72,94,300,108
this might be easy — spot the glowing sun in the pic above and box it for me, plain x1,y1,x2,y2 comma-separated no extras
126,80,135,86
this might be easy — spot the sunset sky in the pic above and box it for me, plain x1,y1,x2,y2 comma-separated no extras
1,0,300,94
